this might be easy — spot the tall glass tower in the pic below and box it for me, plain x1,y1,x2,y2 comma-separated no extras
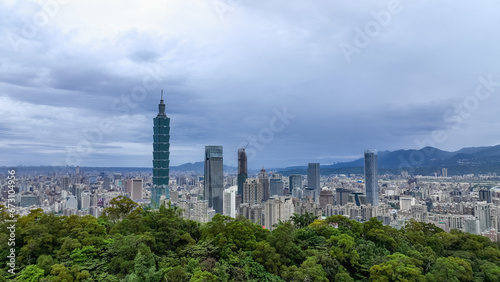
364,150,379,206
289,174,302,195
204,146,224,214
152,90,170,207
307,163,320,202
237,148,247,201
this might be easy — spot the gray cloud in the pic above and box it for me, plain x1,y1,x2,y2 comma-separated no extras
1,0,500,168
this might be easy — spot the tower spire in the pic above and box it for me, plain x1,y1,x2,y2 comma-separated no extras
158,90,166,116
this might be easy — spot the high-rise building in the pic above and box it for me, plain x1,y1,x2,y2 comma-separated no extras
319,189,333,209
307,163,320,202
475,202,491,231
81,192,91,210
152,91,170,206
479,189,492,203
90,193,98,207
259,167,270,200
177,201,191,219
62,176,70,191
364,150,379,206
223,186,237,218
464,218,481,235
243,178,264,205
204,145,224,214
441,167,448,177
270,174,284,197
289,175,302,195
103,177,110,190
192,201,209,223
65,195,78,210
237,148,248,201
335,188,351,206
400,197,415,211
292,187,303,199
128,178,143,201
239,203,263,225
264,196,294,231
349,192,367,206
76,187,84,209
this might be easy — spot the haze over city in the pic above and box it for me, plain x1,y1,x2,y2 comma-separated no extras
1,0,500,169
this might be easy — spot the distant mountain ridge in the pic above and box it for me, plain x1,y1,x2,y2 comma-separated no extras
276,145,500,176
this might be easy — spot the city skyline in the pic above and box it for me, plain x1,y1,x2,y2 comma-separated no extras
1,1,500,169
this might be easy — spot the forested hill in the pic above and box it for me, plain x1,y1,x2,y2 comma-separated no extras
2,199,500,281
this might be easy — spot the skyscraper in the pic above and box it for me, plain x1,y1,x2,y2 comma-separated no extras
270,174,284,196
243,178,264,205
223,186,237,218
237,148,248,201
152,90,170,206
289,174,302,195
364,150,379,206
335,188,351,206
259,167,270,201
128,178,143,201
307,163,320,201
204,145,224,214
475,202,491,232
62,176,70,191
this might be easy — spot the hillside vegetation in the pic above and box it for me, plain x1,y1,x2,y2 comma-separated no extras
2,199,500,281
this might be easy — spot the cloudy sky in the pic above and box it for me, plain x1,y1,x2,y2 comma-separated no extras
1,0,500,169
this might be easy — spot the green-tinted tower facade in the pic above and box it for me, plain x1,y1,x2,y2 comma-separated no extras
152,90,170,206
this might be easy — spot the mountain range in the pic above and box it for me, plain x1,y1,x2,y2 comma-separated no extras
170,145,500,176
276,145,500,176
4,145,500,176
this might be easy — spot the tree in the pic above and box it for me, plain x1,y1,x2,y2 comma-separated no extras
252,241,281,275
325,215,363,236
370,253,425,282
425,256,472,282
328,234,360,271
267,222,304,266
335,272,355,282
281,256,328,282
37,254,55,276
46,264,75,282
70,245,97,264
164,265,189,282
182,240,218,261
103,196,139,222
128,246,161,282
355,239,389,278
479,260,500,282
16,265,44,282
190,270,218,282
290,212,318,229
365,228,398,253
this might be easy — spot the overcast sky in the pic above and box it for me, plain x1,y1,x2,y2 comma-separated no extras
1,0,500,169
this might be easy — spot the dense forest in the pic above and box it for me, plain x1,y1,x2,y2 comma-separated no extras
2,196,500,281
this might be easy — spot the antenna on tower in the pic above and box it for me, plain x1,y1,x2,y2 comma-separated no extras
161,89,164,100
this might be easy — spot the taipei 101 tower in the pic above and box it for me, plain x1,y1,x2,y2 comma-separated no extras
152,90,170,206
